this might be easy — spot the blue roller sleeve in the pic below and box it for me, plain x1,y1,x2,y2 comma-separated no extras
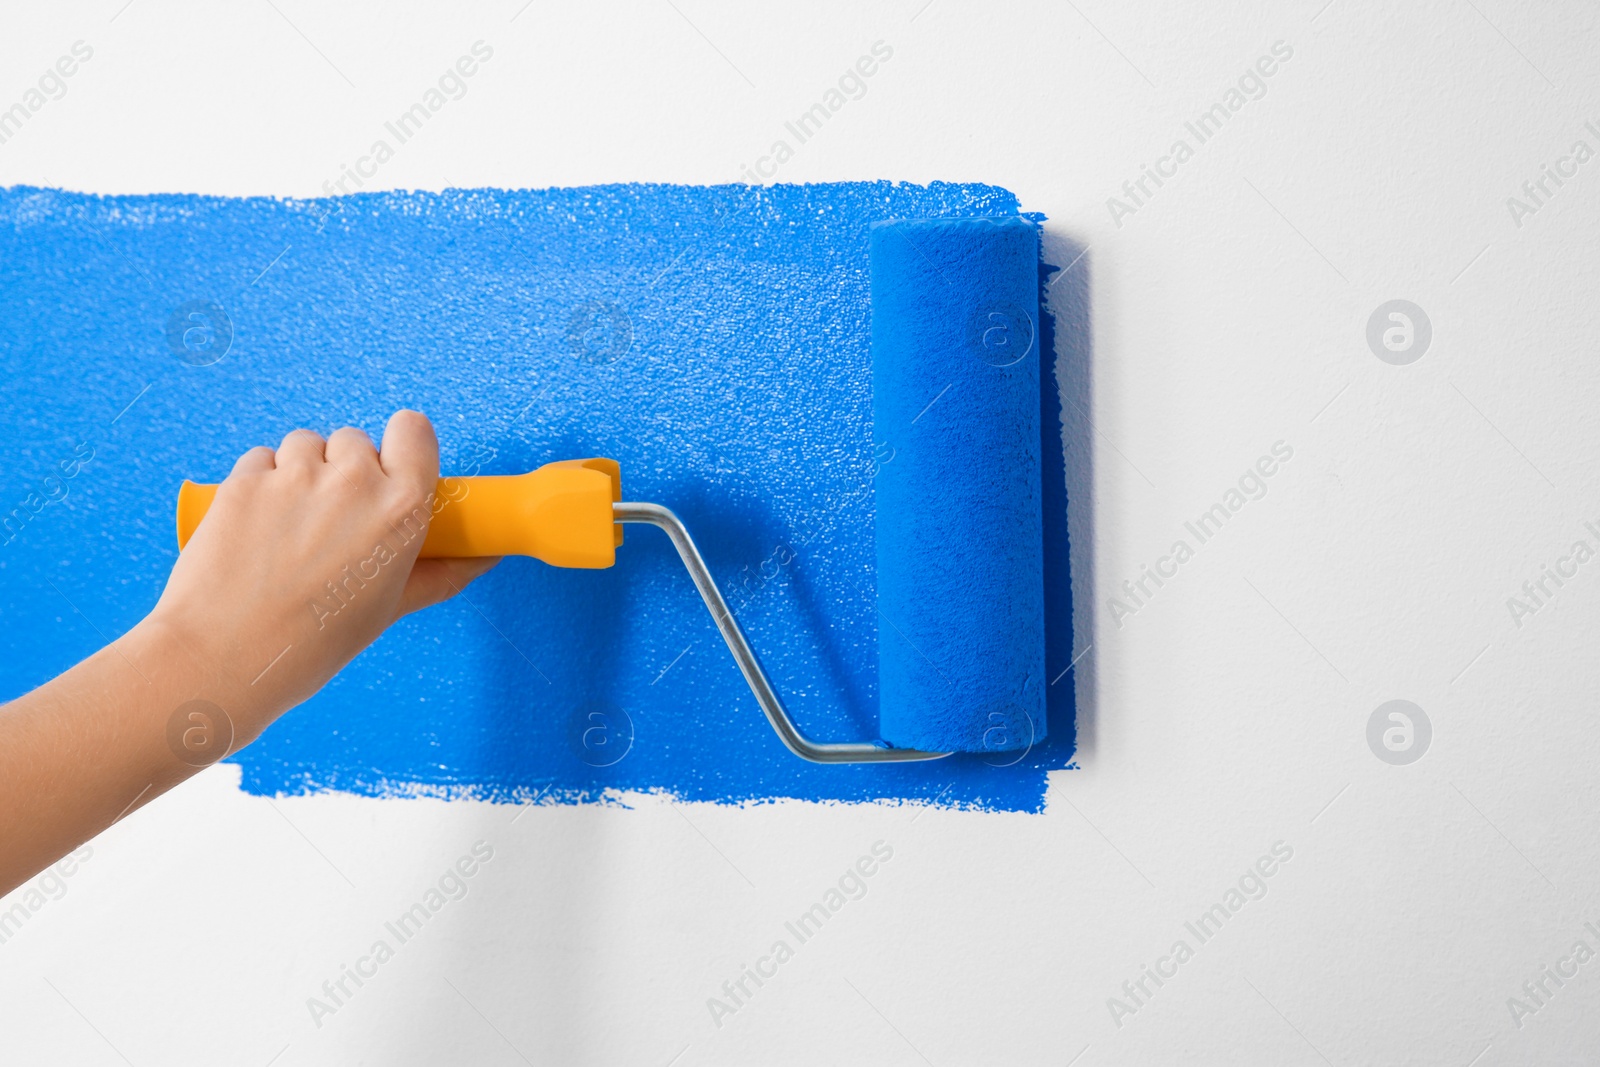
871,217,1046,753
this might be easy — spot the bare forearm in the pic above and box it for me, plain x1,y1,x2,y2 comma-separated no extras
0,412,495,895
0,618,265,895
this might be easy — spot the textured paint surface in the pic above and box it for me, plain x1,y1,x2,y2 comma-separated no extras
871,217,1045,753
0,181,1075,811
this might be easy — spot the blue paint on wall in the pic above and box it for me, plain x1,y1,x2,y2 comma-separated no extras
0,181,1076,812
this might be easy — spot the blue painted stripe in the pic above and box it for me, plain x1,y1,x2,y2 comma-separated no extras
0,181,1075,812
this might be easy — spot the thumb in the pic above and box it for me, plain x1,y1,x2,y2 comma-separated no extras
396,556,502,619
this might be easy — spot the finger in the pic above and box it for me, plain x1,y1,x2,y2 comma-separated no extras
228,445,276,476
378,409,439,494
325,426,380,476
276,428,327,470
395,556,501,619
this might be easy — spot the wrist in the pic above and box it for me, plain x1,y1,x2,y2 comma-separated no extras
128,611,284,750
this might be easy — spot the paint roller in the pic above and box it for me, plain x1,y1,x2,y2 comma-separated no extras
174,216,1046,763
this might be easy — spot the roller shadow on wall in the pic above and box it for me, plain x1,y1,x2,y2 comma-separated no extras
1041,229,1096,760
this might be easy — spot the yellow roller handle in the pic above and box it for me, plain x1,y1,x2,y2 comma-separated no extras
176,458,624,569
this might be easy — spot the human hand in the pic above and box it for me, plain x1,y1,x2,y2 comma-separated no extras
145,410,499,738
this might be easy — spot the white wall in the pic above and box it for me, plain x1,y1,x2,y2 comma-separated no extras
4,0,1599,1062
